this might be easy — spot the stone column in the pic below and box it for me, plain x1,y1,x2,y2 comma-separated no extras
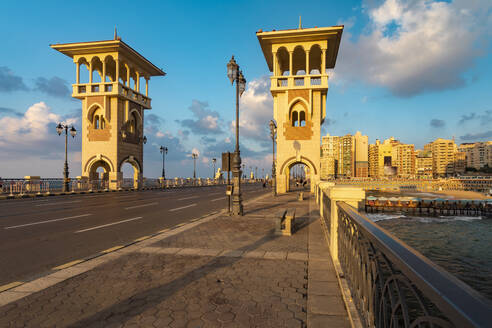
89,60,93,84
135,173,143,189
115,58,120,83
76,63,80,84
321,49,326,75
109,172,122,190
136,71,140,92
125,64,130,87
325,185,365,262
289,51,293,76
305,50,310,75
102,59,106,83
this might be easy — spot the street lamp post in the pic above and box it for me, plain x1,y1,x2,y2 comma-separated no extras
192,152,198,184
212,158,217,180
227,55,246,216
269,120,277,196
160,146,168,180
56,123,77,192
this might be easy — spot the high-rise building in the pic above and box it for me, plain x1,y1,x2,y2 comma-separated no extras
426,138,458,177
368,138,398,177
320,131,369,178
395,144,415,177
415,149,433,177
320,134,340,179
340,134,354,177
458,141,492,170
454,151,466,175
354,131,369,177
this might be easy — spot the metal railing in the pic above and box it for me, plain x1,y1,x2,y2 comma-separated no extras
0,177,247,196
329,200,492,327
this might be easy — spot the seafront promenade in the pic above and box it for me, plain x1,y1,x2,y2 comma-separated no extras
0,192,351,328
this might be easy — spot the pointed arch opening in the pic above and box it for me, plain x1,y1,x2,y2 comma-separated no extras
309,44,322,75
292,45,306,76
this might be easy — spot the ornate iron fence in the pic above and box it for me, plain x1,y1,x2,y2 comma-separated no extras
0,177,233,195
335,201,492,327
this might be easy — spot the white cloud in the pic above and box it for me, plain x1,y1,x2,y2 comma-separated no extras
0,102,80,177
0,102,77,150
336,0,492,97
232,76,273,142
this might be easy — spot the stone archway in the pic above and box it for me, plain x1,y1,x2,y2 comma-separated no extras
119,156,142,189
278,156,318,193
87,159,111,190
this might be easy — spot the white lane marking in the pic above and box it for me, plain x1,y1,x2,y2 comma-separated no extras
4,214,93,229
124,202,158,210
177,196,199,201
75,217,143,233
36,200,82,207
211,197,226,202
169,204,197,212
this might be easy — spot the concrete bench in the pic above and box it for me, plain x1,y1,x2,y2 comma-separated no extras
275,208,297,236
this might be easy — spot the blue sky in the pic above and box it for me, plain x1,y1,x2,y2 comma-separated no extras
0,0,491,178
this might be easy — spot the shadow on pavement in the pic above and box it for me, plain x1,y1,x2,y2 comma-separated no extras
68,231,283,327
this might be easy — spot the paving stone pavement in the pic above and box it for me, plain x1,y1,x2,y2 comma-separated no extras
0,192,350,327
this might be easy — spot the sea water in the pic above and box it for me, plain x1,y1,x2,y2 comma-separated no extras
367,213,492,301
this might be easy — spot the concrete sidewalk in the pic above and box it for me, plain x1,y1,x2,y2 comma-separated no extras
0,192,350,327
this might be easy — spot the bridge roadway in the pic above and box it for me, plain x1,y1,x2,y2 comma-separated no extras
0,183,268,286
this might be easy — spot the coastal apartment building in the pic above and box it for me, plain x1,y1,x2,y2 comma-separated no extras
458,141,492,170
368,138,396,177
395,144,415,177
320,134,340,179
368,137,417,178
415,150,433,176
354,131,369,177
425,138,465,177
320,132,368,179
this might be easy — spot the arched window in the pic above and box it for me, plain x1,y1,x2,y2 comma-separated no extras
292,111,298,127
90,106,105,130
129,111,138,134
299,111,306,127
290,102,307,127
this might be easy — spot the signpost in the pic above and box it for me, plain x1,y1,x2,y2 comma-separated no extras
222,152,233,213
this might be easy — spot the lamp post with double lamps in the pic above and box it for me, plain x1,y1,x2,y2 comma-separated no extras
212,158,217,180
160,146,168,180
227,55,246,216
56,123,77,192
269,120,277,196
192,152,198,184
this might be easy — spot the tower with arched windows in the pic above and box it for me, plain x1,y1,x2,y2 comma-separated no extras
257,25,343,193
51,36,165,189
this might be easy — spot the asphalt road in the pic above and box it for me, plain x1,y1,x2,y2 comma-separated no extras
0,183,269,286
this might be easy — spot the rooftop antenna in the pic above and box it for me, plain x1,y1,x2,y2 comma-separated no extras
299,16,302,29
114,26,117,40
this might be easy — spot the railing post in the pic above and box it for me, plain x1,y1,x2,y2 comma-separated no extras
317,182,335,213
326,186,365,261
